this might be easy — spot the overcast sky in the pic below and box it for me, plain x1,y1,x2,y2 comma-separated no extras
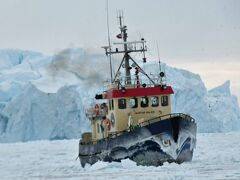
0,0,239,100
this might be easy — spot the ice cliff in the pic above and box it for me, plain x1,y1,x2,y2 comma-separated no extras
0,49,239,142
205,80,240,132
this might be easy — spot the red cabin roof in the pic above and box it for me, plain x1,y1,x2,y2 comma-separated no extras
104,86,174,99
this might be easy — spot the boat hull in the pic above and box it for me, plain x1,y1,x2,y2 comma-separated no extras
79,114,196,167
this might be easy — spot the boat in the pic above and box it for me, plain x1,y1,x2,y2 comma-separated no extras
78,14,197,167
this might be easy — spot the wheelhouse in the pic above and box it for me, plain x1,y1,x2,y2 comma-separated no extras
86,85,174,142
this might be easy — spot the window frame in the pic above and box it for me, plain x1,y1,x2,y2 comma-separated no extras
129,97,138,108
161,95,168,106
151,96,159,107
140,96,149,108
118,98,127,109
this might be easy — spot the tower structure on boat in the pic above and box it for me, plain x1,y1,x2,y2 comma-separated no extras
79,14,197,167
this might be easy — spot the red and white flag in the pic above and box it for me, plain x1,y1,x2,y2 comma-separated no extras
116,33,122,39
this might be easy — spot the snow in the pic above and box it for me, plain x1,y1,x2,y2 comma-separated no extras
0,48,240,142
0,132,240,180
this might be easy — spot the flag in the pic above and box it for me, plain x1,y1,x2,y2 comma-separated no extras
116,33,122,39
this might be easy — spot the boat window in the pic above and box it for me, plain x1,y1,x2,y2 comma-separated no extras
108,100,111,111
112,99,114,110
129,97,138,108
118,98,126,109
100,103,108,115
97,123,100,133
109,99,114,110
151,96,159,107
140,97,148,108
100,123,104,133
161,96,168,106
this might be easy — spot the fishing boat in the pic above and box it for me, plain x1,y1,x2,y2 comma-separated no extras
78,14,197,167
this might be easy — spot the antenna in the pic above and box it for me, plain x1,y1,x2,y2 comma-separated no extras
156,41,161,73
106,0,113,82
156,41,164,85
117,10,124,28
103,11,151,86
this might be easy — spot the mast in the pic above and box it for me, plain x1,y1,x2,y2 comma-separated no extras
118,14,131,84
103,12,153,87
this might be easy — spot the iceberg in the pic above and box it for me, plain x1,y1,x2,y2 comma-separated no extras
0,48,239,142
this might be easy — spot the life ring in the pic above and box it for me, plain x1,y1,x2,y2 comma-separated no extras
104,118,111,130
94,104,100,116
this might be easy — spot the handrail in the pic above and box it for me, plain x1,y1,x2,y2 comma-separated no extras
79,113,195,145
139,113,195,127
103,74,163,91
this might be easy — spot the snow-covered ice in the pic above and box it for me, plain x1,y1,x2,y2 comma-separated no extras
0,132,240,180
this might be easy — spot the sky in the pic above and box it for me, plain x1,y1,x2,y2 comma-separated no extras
0,0,239,101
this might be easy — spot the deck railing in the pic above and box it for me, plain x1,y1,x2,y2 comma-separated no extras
139,113,195,127
103,74,166,91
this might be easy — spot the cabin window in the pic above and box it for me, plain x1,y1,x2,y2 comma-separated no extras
109,99,114,110
151,96,159,107
118,98,126,109
140,97,148,108
112,99,114,110
129,97,138,108
100,123,104,133
97,123,100,133
161,96,168,106
108,100,111,111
